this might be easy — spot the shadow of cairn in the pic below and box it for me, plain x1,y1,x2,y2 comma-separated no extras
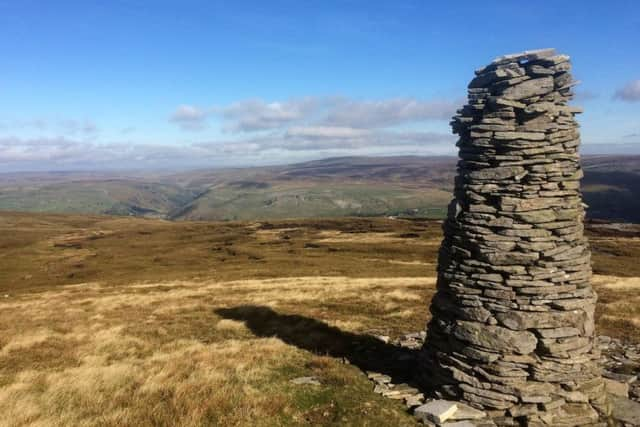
215,305,422,387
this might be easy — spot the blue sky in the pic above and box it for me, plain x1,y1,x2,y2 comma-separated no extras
0,0,639,171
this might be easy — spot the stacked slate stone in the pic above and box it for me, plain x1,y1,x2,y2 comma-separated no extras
420,49,607,426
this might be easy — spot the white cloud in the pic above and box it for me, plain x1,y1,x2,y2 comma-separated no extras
285,126,371,139
3,95,459,171
0,137,216,170
211,96,456,133
0,137,100,163
324,97,457,128
0,130,457,171
220,98,318,132
614,80,640,102
198,127,454,153
169,105,208,130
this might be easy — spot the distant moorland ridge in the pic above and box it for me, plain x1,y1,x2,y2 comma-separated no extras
0,155,638,222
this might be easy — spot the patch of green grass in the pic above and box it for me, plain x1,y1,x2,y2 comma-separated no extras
175,183,451,221
0,180,200,217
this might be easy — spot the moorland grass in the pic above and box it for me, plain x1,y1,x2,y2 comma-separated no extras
0,212,638,426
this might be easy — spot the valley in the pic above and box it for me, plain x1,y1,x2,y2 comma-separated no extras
2,155,638,222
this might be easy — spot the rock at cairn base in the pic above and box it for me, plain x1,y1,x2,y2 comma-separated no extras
419,49,608,425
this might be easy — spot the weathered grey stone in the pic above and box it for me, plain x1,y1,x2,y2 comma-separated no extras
604,378,629,397
492,76,532,90
507,403,538,417
505,279,554,288
462,391,513,410
516,241,556,251
540,402,599,425
404,394,425,408
469,67,526,88
541,397,566,411
480,251,539,266
610,394,640,425
440,421,477,427
489,97,526,109
536,327,581,338
461,346,501,363
513,209,557,223
468,166,526,181
527,64,556,76
493,131,546,141
540,336,591,355
492,48,557,64
453,321,537,354
470,123,516,132
448,402,487,421
501,77,555,100
500,196,570,212
550,298,594,310
516,284,577,295
495,310,585,331
459,306,493,323
460,383,518,403
603,371,637,384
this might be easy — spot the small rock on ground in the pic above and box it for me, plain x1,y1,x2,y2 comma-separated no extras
290,376,321,386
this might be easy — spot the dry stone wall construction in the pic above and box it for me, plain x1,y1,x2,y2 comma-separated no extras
420,48,607,426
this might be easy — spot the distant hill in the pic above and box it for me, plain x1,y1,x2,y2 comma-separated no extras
167,156,455,221
581,156,640,223
0,155,639,222
0,174,202,218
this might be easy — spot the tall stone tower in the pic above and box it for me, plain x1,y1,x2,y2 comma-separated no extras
420,49,606,425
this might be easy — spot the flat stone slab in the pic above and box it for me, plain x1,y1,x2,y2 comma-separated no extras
604,378,629,397
449,402,487,421
610,394,640,425
414,400,458,424
453,321,537,355
441,422,476,427
604,370,638,384
492,48,557,65
404,394,425,409
366,371,392,383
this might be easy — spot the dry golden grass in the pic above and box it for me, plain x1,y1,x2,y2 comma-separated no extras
0,274,434,426
0,212,638,426
593,275,640,342
315,231,424,244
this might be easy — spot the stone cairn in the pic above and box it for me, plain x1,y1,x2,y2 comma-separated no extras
420,49,607,425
